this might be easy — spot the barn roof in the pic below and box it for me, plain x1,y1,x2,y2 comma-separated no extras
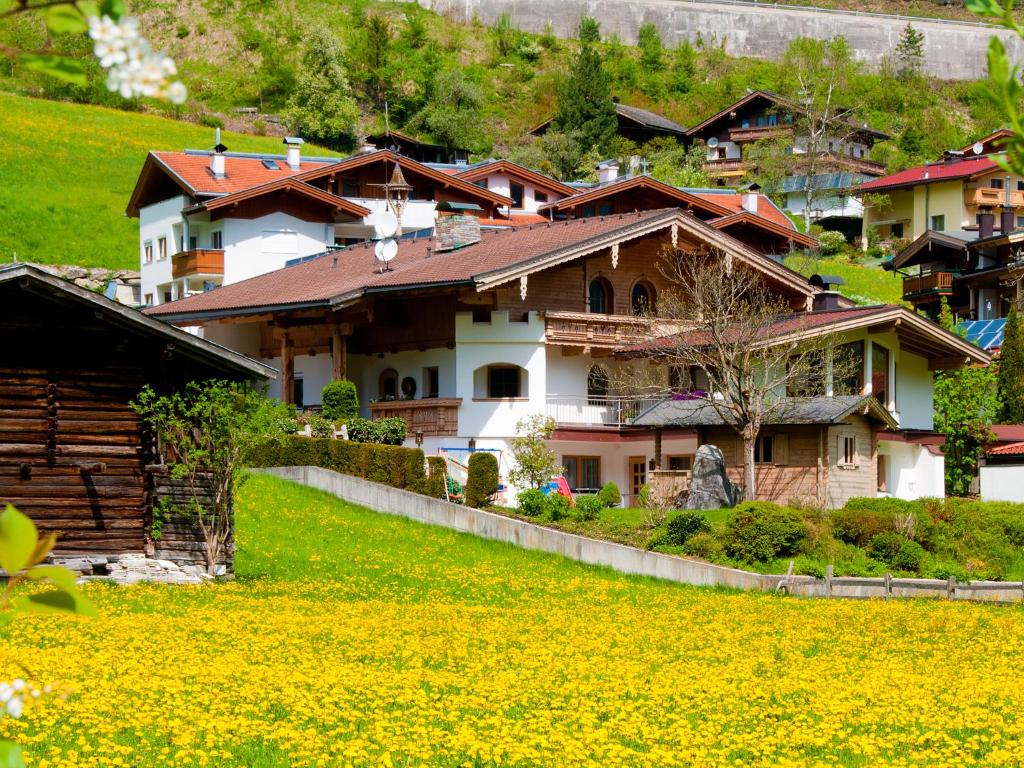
0,264,274,379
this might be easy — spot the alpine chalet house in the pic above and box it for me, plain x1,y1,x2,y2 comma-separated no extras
127,138,514,306
530,99,688,145
147,207,986,508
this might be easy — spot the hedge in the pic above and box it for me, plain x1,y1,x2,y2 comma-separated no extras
248,435,426,492
464,452,499,508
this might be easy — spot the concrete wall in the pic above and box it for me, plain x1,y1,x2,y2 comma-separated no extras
257,465,1024,602
981,463,1024,502
422,0,1024,81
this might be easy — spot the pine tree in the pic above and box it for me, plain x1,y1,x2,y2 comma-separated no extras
283,30,360,150
895,23,925,79
578,16,601,44
998,305,1024,422
553,44,617,153
637,22,665,72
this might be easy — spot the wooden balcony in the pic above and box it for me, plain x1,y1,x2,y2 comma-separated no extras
544,311,654,349
903,271,955,299
728,125,792,143
171,249,224,279
704,158,748,176
368,397,461,437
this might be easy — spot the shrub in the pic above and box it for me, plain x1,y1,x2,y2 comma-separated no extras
666,511,711,546
892,539,926,573
307,414,335,438
597,481,622,508
723,502,809,564
346,416,407,445
682,531,725,561
247,435,426,492
817,230,847,255
200,114,223,128
517,488,547,517
831,507,896,546
573,494,604,521
321,380,359,422
345,416,377,443
423,456,447,499
867,531,906,564
464,452,499,508
545,493,571,522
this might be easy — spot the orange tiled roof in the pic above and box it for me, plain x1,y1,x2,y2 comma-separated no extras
152,152,332,195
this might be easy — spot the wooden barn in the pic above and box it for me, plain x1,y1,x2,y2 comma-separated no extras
0,264,273,577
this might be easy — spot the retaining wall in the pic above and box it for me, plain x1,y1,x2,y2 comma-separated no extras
422,0,1024,81
258,466,1024,603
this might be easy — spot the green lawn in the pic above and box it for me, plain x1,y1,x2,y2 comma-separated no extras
785,252,907,306
0,93,338,270
2,474,1023,767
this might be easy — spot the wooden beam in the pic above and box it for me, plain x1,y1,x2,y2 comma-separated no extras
929,355,970,371
332,326,347,380
868,319,901,334
281,333,294,405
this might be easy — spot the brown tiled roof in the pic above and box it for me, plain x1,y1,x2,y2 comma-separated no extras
538,175,734,218
988,441,1024,456
147,209,677,319
709,211,816,247
699,193,797,231
153,152,331,195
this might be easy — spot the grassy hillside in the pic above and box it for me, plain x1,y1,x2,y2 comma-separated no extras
0,93,337,269
786,253,908,305
1,473,1021,766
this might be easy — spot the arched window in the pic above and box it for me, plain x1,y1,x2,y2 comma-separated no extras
631,281,656,316
587,365,609,403
473,364,528,399
588,277,613,314
378,368,398,400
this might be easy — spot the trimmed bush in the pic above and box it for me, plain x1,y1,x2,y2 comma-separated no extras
545,493,571,522
573,494,604,521
423,456,447,499
320,380,359,422
346,416,407,445
597,481,622,508
517,488,547,517
307,414,335,438
464,452,499,508
723,502,809,564
682,531,725,561
247,435,425,491
666,511,711,546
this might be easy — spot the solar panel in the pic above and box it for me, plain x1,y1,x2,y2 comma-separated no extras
261,159,280,170
959,318,1007,350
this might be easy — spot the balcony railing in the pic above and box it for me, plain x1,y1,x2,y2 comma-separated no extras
368,397,461,437
903,271,955,298
172,248,224,279
704,158,748,175
545,395,665,427
544,311,655,348
728,125,793,143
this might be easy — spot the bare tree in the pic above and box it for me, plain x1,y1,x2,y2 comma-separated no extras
619,250,854,501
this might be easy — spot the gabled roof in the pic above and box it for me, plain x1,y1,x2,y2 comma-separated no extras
617,304,990,367
127,150,335,215
860,156,1001,194
708,210,818,249
186,177,371,219
146,208,815,322
987,441,1024,456
960,129,1015,156
530,102,686,137
633,394,899,429
538,175,734,218
0,264,274,379
292,150,513,208
688,188,797,231
889,229,974,270
454,159,577,197
365,128,447,151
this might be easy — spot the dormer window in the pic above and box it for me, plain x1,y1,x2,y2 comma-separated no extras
261,159,280,170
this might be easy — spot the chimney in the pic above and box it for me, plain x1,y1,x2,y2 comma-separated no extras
598,161,619,184
741,182,761,214
979,210,994,239
210,127,227,178
434,213,481,252
360,143,377,154
283,136,304,170
1001,206,1015,234
813,291,842,311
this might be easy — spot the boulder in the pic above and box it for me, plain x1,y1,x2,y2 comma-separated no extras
685,444,741,510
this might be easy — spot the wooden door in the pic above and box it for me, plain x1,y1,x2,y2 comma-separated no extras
628,455,647,507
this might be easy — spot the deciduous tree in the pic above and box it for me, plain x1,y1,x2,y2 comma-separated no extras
508,415,560,490
283,29,360,150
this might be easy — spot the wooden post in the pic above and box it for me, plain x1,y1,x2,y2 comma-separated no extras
948,575,956,600
332,325,347,380
281,332,294,405
653,428,663,470
825,564,833,598
884,571,892,598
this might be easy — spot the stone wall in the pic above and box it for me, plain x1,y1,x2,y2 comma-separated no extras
422,0,1022,81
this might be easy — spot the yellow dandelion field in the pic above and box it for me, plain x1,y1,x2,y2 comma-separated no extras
2,474,1023,768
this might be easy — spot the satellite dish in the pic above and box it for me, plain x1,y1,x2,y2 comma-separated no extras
374,238,398,263
372,210,399,239
973,141,984,156
707,137,720,149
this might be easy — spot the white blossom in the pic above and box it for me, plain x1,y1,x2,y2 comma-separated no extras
87,15,187,104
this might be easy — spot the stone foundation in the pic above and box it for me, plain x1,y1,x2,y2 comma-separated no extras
52,554,226,585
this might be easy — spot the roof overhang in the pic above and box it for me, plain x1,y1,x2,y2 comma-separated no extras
709,211,818,248
454,160,577,197
126,152,197,218
539,175,735,219
188,178,371,220
891,230,972,270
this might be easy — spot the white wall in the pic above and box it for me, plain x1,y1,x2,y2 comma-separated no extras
222,213,333,284
138,195,186,304
894,349,934,431
981,464,1024,502
878,440,945,500
349,349,457,415
335,199,438,240
471,171,561,213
